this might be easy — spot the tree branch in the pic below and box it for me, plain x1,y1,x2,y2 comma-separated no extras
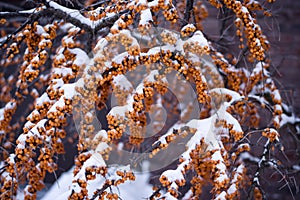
182,0,194,27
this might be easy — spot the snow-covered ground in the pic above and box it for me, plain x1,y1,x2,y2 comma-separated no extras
41,164,153,200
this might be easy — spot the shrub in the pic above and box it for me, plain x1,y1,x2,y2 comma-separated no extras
0,0,299,199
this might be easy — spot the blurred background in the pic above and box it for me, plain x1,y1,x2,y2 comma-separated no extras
0,0,299,199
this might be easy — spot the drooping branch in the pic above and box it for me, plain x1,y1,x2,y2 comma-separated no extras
0,0,129,47
0,0,296,199
43,0,130,34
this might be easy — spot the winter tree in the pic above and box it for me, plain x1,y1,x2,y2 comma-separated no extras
0,0,299,199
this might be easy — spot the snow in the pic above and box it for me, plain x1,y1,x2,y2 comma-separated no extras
186,117,213,149
39,38,51,46
61,83,76,99
36,25,46,35
27,110,39,119
272,89,281,101
0,108,3,121
0,35,8,43
222,110,243,133
95,38,108,51
135,82,144,95
0,101,16,121
236,164,245,174
8,154,15,164
53,67,72,77
253,176,260,185
94,130,108,140
148,0,159,7
41,167,75,200
31,54,40,63
211,150,228,183
17,119,47,149
62,36,74,44
140,8,152,26
42,164,153,200
36,93,51,107
113,74,133,91
52,78,64,90
95,142,110,153
210,88,243,105
24,64,35,73
83,152,106,168
238,143,250,150
273,115,280,126
48,1,103,29
111,18,123,31
240,152,259,163
182,24,196,30
171,29,209,55
215,191,226,200
156,123,183,145
246,0,259,5
280,113,300,126
148,46,175,55
253,62,263,75
145,70,159,83
252,62,270,77
109,105,129,118
0,7,45,15
182,189,193,200
24,121,35,130
71,151,107,182
255,38,262,47
161,169,184,183
137,0,147,5
69,26,81,33
227,183,236,195
157,107,230,189
269,128,280,141
241,6,249,14
185,103,242,151
185,30,209,48
48,96,65,113
227,164,244,195
163,192,178,200
68,48,89,66
292,165,300,171
112,52,129,64
154,92,246,191
110,169,152,199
